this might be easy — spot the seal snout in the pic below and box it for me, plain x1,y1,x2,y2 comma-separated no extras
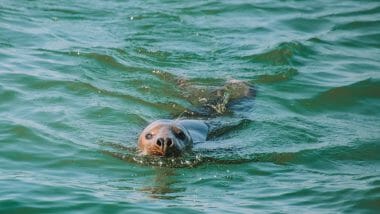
156,137,173,147
156,137,174,155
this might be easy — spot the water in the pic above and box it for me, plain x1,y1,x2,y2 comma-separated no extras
1,0,380,213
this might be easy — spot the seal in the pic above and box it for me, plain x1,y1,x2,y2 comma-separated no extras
138,119,208,156
137,79,253,157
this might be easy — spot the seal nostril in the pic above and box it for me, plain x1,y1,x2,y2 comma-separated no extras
167,138,173,147
156,138,163,147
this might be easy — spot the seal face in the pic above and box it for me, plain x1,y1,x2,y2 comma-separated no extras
138,120,193,157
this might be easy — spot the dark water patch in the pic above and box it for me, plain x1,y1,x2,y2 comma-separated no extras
298,78,380,110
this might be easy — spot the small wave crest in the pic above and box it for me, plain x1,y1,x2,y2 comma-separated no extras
298,78,380,110
244,41,315,66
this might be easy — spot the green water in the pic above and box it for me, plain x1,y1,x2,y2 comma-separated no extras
1,0,380,213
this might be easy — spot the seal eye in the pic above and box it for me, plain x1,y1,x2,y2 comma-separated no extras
145,133,153,140
175,130,186,140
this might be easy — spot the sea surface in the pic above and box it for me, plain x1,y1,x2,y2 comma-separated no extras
1,0,380,213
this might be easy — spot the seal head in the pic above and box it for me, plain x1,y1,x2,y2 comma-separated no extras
138,120,193,156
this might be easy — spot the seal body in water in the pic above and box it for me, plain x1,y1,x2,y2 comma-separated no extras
138,79,253,157
138,119,208,156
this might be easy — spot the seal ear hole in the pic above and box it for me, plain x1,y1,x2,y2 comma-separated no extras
145,133,153,140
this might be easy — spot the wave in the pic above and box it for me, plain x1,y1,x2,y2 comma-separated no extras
333,20,380,32
243,41,316,66
254,67,298,84
321,5,380,18
64,50,148,73
298,78,380,110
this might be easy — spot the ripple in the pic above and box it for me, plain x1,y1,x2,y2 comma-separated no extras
0,118,79,169
65,50,145,72
280,17,331,33
244,41,315,66
354,32,380,48
254,67,298,84
135,47,172,59
333,20,380,32
322,5,380,18
298,78,380,110
0,85,22,107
